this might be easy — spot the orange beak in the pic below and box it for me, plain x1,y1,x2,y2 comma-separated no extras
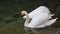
19,13,22,16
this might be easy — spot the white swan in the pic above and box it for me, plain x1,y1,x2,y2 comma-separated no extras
23,6,54,19
19,11,57,28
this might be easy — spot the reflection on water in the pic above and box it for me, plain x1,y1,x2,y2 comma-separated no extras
24,27,33,34
24,27,60,34
24,27,47,34
0,22,60,34
0,23,59,34
53,28,60,34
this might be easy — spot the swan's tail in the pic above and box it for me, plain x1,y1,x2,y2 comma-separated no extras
51,14,54,16
48,14,55,19
45,18,58,26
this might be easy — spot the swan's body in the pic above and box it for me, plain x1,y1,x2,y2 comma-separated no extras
20,6,57,34
23,6,54,19
20,11,57,28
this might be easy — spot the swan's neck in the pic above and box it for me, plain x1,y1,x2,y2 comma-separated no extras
25,14,29,23
24,13,30,26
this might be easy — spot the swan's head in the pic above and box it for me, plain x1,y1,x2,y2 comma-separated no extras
19,11,27,16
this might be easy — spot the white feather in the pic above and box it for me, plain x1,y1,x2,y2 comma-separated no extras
23,6,54,19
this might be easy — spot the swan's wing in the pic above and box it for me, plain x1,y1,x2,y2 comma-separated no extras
48,14,55,19
44,18,58,26
23,6,54,19
23,13,54,19
23,6,39,19
23,6,42,19
27,14,49,28
32,18,58,28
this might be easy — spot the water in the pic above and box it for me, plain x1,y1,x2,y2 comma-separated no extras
24,27,60,34
0,17,59,34
0,12,59,34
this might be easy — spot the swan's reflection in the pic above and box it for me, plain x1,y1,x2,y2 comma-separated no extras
24,27,49,34
53,28,60,34
24,27,60,34
24,27,32,34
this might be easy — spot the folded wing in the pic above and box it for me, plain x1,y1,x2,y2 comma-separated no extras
23,6,54,19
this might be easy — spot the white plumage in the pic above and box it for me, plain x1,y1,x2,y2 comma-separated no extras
25,13,57,28
20,6,57,29
23,6,54,19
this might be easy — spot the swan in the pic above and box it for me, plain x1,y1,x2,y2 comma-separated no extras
19,11,57,28
23,6,54,19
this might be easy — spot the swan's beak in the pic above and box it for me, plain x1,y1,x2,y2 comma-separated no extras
19,13,22,16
